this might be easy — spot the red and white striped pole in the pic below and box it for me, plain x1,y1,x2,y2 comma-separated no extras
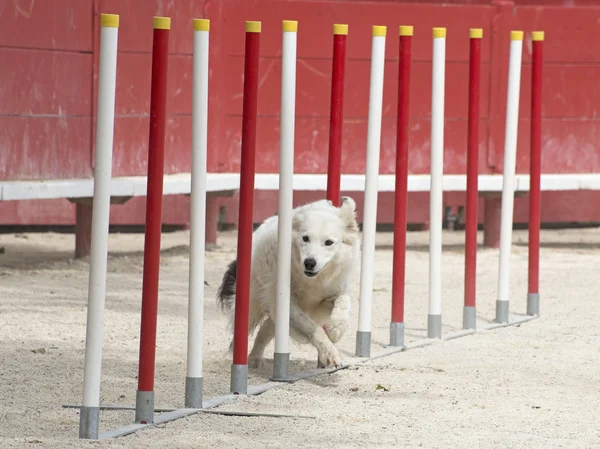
527,31,544,317
231,21,261,395
463,28,482,330
326,24,348,207
390,25,413,347
135,16,170,424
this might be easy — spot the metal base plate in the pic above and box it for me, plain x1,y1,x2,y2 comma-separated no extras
271,352,291,382
79,406,100,439
495,300,509,323
185,377,203,409
527,292,540,316
427,314,442,338
355,331,371,357
463,306,476,330
230,364,248,394
135,390,154,424
389,322,405,347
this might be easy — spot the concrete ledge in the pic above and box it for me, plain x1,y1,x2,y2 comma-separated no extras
2,172,600,202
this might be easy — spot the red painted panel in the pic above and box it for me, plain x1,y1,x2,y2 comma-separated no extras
0,0,92,51
114,54,193,116
0,49,92,116
221,115,489,175
224,57,492,119
514,6,600,64
517,64,600,119
514,118,600,174
0,117,91,180
111,115,191,176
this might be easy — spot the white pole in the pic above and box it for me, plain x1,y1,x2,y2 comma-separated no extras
79,13,119,440
428,27,446,339
185,18,210,407
496,31,524,323
356,26,386,358
273,20,298,380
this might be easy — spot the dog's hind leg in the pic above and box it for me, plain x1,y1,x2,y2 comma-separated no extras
289,302,342,368
248,318,275,369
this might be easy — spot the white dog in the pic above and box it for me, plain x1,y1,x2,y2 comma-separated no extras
216,197,360,368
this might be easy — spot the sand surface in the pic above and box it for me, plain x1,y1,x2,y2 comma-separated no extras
0,225,599,448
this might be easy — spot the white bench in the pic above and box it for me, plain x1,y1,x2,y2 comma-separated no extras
2,172,599,258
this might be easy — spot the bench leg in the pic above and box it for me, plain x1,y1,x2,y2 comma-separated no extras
75,202,93,259
206,194,219,249
483,197,501,248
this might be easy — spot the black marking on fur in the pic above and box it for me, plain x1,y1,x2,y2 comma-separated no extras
216,259,237,312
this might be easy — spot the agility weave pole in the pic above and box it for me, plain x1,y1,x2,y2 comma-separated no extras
428,27,446,339
79,13,119,440
185,18,210,409
135,16,171,425
326,24,348,207
230,21,261,395
527,31,544,316
496,31,524,324
355,25,387,358
272,20,298,382
463,28,482,331
390,25,413,348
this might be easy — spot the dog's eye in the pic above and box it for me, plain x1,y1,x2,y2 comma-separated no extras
324,239,334,246
302,235,310,243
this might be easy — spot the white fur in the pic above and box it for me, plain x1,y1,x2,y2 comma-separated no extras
220,197,361,368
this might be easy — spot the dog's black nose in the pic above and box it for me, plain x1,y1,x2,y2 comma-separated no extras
304,258,317,271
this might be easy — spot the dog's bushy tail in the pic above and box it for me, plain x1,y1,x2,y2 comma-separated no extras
216,259,237,312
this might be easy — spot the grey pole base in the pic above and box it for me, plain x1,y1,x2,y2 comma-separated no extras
427,314,442,339
270,352,291,382
79,406,100,439
355,331,371,357
389,322,405,347
463,306,476,330
527,292,540,316
184,377,203,409
135,390,154,424
230,364,248,395
495,300,509,323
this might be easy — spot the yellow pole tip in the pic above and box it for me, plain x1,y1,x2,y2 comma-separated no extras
510,30,524,41
100,13,119,28
153,16,171,30
333,24,348,35
399,26,413,36
372,25,386,37
246,21,261,33
193,19,210,31
433,27,446,38
282,20,298,33
532,31,545,41
470,28,483,39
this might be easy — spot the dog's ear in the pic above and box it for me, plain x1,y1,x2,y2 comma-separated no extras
339,196,359,237
292,211,303,232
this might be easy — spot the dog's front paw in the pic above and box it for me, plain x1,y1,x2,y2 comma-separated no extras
318,344,343,368
323,317,348,344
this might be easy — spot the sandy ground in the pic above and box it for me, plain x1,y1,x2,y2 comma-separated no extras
0,224,599,448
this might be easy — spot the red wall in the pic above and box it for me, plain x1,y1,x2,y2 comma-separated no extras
1,0,599,227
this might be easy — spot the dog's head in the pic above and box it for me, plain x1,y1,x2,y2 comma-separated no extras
291,196,359,278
